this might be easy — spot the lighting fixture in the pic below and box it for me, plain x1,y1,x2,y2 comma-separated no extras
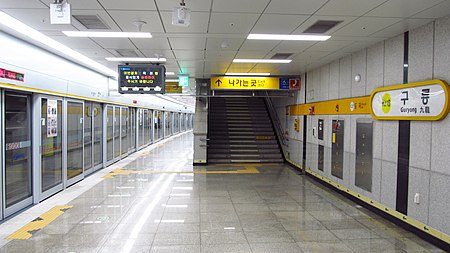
105,57,166,62
225,73,271,76
62,31,152,38
233,59,291,63
166,72,175,75
247,34,331,41
0,11,117,77
166,79,179,82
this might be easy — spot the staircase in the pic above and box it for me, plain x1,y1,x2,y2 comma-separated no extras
208,97,284,163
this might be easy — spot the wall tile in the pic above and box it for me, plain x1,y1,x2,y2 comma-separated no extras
428,172,450,234
339,55,352,98
381,121,398,163
380,161,398,210
384,34,404,86
366,41,384,95
409,121,431,170
409,21,434,82
351,49,367,97
407,167,430,225
329,60,340,100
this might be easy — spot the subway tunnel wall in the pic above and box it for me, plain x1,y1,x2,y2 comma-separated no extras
272,15,450,237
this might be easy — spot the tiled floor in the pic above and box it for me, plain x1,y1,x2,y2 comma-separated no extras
0,132,445,253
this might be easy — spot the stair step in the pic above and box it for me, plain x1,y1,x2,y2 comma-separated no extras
208,158,284,163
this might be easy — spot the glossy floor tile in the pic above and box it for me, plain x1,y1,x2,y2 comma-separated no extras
0,132,446,253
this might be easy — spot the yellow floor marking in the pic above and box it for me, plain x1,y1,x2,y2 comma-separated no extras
6,205,73,240
103,165,262,178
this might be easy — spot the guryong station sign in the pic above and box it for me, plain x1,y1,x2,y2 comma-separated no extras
210,76,300,91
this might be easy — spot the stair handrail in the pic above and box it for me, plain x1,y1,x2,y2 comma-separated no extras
263,92,288,148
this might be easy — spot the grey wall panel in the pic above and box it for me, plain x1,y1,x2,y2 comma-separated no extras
329,60,340,100
371,158,382,202
409,22,434,82
407,167,430,225
351,49,367,97
380,161,398,209
410,122,432,170
431,118,450,176
384,34,404,86
339,56,352,99
433,16,450,82
373,120,383,160
320,65,330,102
381,121,398,163
366,41,385,95
428,172,450,234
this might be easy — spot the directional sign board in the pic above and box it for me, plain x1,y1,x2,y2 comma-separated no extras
118,64,166,94
211,76,300,90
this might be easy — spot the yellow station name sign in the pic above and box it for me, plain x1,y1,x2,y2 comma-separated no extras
211,76,281,90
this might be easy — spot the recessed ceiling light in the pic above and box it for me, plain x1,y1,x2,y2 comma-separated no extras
233,59,291,63
105,57,166,62
247,34,330,41
165,72,175,75
0,11,117,77
225,73,271,76
166,79,179,82
62,31,152,38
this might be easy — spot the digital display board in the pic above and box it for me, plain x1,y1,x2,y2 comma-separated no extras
118,64,166,94
0,67,24,82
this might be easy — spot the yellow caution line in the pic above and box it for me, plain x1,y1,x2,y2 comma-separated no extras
103,166,260,178
6,205,73,240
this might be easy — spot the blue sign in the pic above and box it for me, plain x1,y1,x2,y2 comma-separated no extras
279,78,289,90
179,75,189,87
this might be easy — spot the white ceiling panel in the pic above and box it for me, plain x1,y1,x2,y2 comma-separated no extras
174,50,205,60
339,41,378,53
141,49,175,59
235,50,271,58
131,38,171,50
206,38,244,51
412,0,450,18
226,63,256,73
333,17,403,37
294,51,332,61
66,0,103,10
240,40,280,51
204,63,230,74
155,0,212,12
251,64,280,73
0,0,47,9
316,0,387,16
2,9,75,31
307,40,355,52
205,50,237,60
265,0,328,15
160,11,209,33
370,18,433,38
208,13,260,34
177,60,203,69
108,11,164,33
49,36,102,49
366,0,444,18
272,41,317,52
250,14,309,34
92,38,137,49
212,0,270,13
292,15,357,35
76,48,115,58
169,37,206,50
98,0,157,11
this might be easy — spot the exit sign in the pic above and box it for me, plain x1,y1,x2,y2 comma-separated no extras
179,75,189,87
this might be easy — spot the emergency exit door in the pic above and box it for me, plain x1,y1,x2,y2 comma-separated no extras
355,121,373,192
331,120,344,179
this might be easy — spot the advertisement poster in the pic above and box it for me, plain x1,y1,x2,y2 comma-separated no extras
47,100,58,137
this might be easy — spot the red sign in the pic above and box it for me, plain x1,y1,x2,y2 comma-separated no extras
289,79,300,90
0,67,24,82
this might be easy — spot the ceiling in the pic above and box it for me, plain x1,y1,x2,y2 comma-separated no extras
1,0,450,79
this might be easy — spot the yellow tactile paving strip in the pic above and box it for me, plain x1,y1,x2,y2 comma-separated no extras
103,164,274,179
6,205,73,240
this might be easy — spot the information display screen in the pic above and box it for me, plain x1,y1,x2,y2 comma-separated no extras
118,64,166,94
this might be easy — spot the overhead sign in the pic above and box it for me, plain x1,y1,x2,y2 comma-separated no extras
370,79,449,121
211,76,299,90
178,75,189,87
118,64,166,94
0,67,24,82
165,82,182,93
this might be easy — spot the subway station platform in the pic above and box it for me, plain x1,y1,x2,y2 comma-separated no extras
0,132,443,253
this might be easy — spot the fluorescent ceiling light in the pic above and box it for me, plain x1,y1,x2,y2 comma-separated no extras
166,79,179,82
105,57,166,62
62,31,152,38
166,72,175,75
248,34,331,41
233,59,291,64
225,73,271,76
0,11,117,77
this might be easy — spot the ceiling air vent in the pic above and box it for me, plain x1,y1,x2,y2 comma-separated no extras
303,20,342,34
73,15,110,30
115,49,139,57
271,53,293,59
